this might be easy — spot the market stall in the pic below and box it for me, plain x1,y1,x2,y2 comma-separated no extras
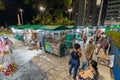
37,30,45,50
65,33,73,48
64,26,76,48
14,27,24,41
40,25,71,57
73,26,84,46
0,37,18,78
9,24,43,41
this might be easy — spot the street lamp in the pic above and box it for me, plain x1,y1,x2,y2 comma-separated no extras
19,8,24,25
95,0,104,44
82,0,87,26
39,6,45,24
39,6,45,12
68,8,73,21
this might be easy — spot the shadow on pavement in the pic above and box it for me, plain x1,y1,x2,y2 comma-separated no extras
16,60,48,80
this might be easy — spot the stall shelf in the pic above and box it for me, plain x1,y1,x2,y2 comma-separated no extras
41,25,71,57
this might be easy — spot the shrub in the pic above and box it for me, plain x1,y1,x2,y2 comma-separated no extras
107,31,120,49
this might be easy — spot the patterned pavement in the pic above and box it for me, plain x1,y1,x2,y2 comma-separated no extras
0,35,113,80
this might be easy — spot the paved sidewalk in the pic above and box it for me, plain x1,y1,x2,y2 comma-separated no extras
1,49,113,80
31,53,113,80
0,35,113,80
32,54,71,80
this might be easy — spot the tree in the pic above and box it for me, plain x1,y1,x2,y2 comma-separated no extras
32,12,53,25
23,0,73,25
23,0,72,10
55,17,75,25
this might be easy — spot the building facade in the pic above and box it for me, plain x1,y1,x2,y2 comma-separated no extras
84,0,97,26
105,0,120,25
72,0,97,26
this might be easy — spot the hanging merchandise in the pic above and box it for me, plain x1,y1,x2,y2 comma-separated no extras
0,37,18,77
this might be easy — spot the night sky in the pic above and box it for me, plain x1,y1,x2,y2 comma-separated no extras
0,0,37,27
0,0,108,27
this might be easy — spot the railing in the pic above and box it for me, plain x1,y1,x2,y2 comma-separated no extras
109,38,120,80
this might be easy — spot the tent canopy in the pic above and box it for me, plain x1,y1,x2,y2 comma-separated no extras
77,26,88,28
8,25,76,30
8,25,22,28
54,25,69,30
67,25,76,29
39,25,70,31
22,24,43,29
8,24,43,30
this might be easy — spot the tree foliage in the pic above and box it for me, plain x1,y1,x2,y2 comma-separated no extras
23,0,72,9
23,0,73,25
32,12,53,25
0,0,5,10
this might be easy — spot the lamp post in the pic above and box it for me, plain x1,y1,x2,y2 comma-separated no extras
82,0,87,26
95,0,104,44
68,8,73,25
68,8,73,20
17,14,21,25
97,0,103,27
19,8,24,25
39,6,45,25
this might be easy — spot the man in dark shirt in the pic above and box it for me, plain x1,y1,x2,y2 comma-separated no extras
97,36,109,54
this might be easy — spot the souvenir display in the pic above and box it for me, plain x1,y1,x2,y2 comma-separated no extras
44,31,67,57
0,37,18,76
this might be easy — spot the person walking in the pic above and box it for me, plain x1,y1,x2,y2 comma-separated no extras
83,36,87,48
69,43,82,80
85,38,95,65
